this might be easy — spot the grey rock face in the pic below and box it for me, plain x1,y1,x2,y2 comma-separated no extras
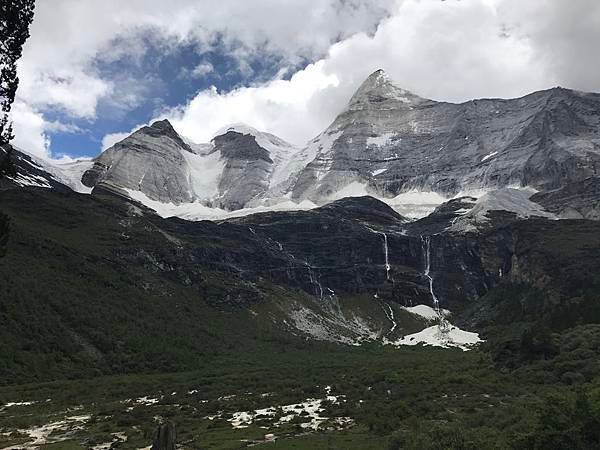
55,70,600,216
530,177,600,219
290,69,600,204
80,121,299,211
82,120,195,204
213,131,273,210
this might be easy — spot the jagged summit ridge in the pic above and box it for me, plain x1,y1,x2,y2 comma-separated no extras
347,69,426,110
76,117,302,210
8,70,600,223
214,123,293,147
81,118,195,203
289,71,600,206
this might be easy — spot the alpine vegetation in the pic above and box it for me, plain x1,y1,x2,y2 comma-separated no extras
2,1,600,449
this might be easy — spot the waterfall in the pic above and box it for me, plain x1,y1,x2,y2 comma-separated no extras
421,236,451,335
365,226,391,280
382,232,391,280
265,236,325,300
307,266,324,299
421,236,441,315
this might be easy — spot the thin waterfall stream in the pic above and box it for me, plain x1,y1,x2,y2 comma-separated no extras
421,235,449,333
365,225,391,280
422,235,440,314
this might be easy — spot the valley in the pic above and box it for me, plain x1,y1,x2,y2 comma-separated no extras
2,335,600,450
2,184,600,448
2,69,600,449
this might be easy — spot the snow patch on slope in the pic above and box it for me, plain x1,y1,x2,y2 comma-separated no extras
123,188,317,221
389,323,482,351
306,130,343,161
402,304,450,321
451,188,556,232
387,190,449,218
10,147,93,193
180,135,213,155
216,123,301,189
4,414,91,449
33,156,94,193
323,184,451,219
481,151,498,162
181,149,224,201
11,172,52,189
328,181,371,201
367,132,396,147
125,182,455,221
281,129,344,187
225,388,351,432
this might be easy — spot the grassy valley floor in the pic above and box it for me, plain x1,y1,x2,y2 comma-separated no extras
2,340,600,450
2,190,600,449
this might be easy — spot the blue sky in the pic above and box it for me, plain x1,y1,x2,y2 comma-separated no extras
11,0,600,160
13,0,396,159
44,39,298,158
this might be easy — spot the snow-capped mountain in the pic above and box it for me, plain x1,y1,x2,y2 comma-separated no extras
209,124,301,210
4,69,600,225
4,71,600,365
77,120,301,211
81,119,203,204
290,69,600,204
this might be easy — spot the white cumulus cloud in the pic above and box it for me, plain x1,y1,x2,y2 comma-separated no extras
164,60,340,145
159,0,578,146
11,0,393,157
9,0,600,157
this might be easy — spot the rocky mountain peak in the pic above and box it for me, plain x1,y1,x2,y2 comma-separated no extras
214,123,296,151
149,118,175,131
19,70,600,218
214,123,262,139
213,131,273,163
131,119,192,153
347,69,425,110
80,116,196,202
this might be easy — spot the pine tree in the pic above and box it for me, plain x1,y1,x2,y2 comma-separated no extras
0,1,33,255
0,0,36,150
0,0,35,178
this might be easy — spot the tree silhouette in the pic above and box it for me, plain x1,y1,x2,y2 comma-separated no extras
1,0,36,147
0,1,34,256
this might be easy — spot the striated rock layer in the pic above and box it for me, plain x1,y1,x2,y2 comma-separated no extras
290,69,600,204
8,69,600,218
82,120,195,204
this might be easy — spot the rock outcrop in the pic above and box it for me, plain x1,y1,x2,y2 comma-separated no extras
82,119,195,204
212,130,274,210
7,70,600,221
289,69,600,204
530,177,600,219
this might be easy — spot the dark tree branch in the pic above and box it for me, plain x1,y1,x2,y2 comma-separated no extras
0,0,36,148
